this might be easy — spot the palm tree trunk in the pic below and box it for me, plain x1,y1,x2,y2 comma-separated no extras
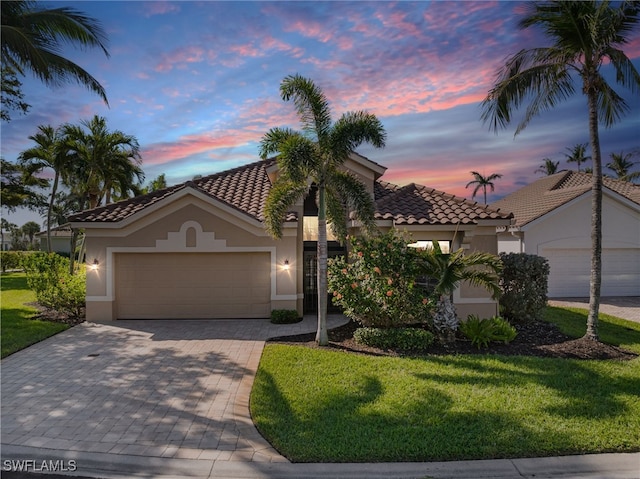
46,171,60,253
585,89,602,341
316,184,329,346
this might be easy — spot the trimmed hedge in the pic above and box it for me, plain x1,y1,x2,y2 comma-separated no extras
353,327,434,352
270,309,301,324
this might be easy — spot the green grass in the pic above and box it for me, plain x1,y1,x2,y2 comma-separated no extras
251,309,640,462
544,306,640,354
1,272,69,358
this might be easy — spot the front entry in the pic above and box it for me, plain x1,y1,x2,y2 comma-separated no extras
303,242,347,314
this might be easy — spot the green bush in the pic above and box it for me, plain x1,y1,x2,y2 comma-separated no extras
499,253,549,322
328,231,433,329
353,327,434,352
459,315,518,349
22,252,85,318
270,309,301,324
1,251,23,272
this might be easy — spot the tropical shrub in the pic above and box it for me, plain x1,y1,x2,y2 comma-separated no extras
328,231,433,329
22,252,85,318
499,253,549,322
270,309,301,324
459,315,517,349
353,327,434,352
1,251,27,271
418,242,502,343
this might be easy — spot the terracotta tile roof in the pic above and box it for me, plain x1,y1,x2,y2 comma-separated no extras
374,182,512,225
491,171,640,227
69,159,291,223
70,159,511,226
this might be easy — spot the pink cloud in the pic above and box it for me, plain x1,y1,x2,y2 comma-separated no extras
141,130,262,166
142,1,180,18
154,46,206,72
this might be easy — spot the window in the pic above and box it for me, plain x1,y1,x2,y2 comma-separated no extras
407,240,450,253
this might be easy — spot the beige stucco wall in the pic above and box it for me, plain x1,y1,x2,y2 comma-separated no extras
82,192,299,320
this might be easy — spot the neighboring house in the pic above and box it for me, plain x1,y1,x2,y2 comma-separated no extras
1,232,12,251
69,154,512,321
36,224,74,255
492,171,640,298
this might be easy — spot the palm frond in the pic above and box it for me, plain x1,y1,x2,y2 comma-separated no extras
330,111,387,159
280,74,332,141
327,170,377,237
258,127,297,159
596,78,629,127
263,179,308,239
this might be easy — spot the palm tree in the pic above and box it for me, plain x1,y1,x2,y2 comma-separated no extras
259,74,386,345
564,143,591,172
419,241,502,343
62,115,143,209
535,158,560,176
465,171,503,203
481,0,640,341
19,124,69,252
21,221,40,247
1,1,110,104
606,151,640,182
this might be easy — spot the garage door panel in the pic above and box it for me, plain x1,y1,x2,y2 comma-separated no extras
115,253,271,319
545,248,640,297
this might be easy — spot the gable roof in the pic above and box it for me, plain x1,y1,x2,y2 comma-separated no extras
491,171,640,227
374,181,511,225
70,158,511,227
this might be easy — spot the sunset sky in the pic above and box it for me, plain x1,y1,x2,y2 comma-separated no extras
2,0,639,227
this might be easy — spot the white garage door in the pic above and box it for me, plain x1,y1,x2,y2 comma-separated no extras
115,252,271,319
545,248,640,297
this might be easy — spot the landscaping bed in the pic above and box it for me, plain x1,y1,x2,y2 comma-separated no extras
269,313,638,361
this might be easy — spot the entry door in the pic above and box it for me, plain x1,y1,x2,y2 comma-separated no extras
303,247,346,313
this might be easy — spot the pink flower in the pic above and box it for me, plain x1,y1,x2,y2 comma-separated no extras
374,266,381,274
387,278,393,285
351,282,358,289
386,290,393,297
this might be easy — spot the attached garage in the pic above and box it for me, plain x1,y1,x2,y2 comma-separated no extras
115,252,271,319
545,248,640,298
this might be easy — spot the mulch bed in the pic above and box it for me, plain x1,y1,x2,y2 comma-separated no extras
270,317,638,361
28,302,86,326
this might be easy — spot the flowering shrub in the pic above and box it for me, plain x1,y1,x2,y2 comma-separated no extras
328,231,433,329
22,252,86,318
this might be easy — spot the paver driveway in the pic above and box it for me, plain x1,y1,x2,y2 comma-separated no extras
1,316,348,468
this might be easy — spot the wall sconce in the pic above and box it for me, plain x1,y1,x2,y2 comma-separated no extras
282,259,290,271
90,258,99,271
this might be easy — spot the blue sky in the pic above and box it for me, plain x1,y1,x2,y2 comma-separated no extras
2,0,639,227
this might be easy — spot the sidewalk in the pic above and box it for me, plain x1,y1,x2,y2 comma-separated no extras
2,445,639,479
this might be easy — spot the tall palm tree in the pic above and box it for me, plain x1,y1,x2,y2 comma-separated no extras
259,74,386,345
465,171,502,203
606,151,640,182
62,115,142,209
419,241,502,343
564,143,591,172
19,124,69,252
535,158,560,176
481,0,640,341
1,1,110,104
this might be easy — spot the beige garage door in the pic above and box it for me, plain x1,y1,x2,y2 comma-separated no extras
545,248,640,297
115,252,271,319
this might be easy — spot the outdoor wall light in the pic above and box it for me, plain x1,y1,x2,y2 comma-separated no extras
283,259,290,271
90,259,99,271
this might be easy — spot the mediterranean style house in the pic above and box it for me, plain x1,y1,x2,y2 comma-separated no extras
70,153,512,321
492,171,640,297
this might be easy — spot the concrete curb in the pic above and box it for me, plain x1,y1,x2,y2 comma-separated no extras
2,445,639,479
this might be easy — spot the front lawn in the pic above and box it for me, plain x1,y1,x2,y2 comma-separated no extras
1,272,69,358
251,310,640,462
